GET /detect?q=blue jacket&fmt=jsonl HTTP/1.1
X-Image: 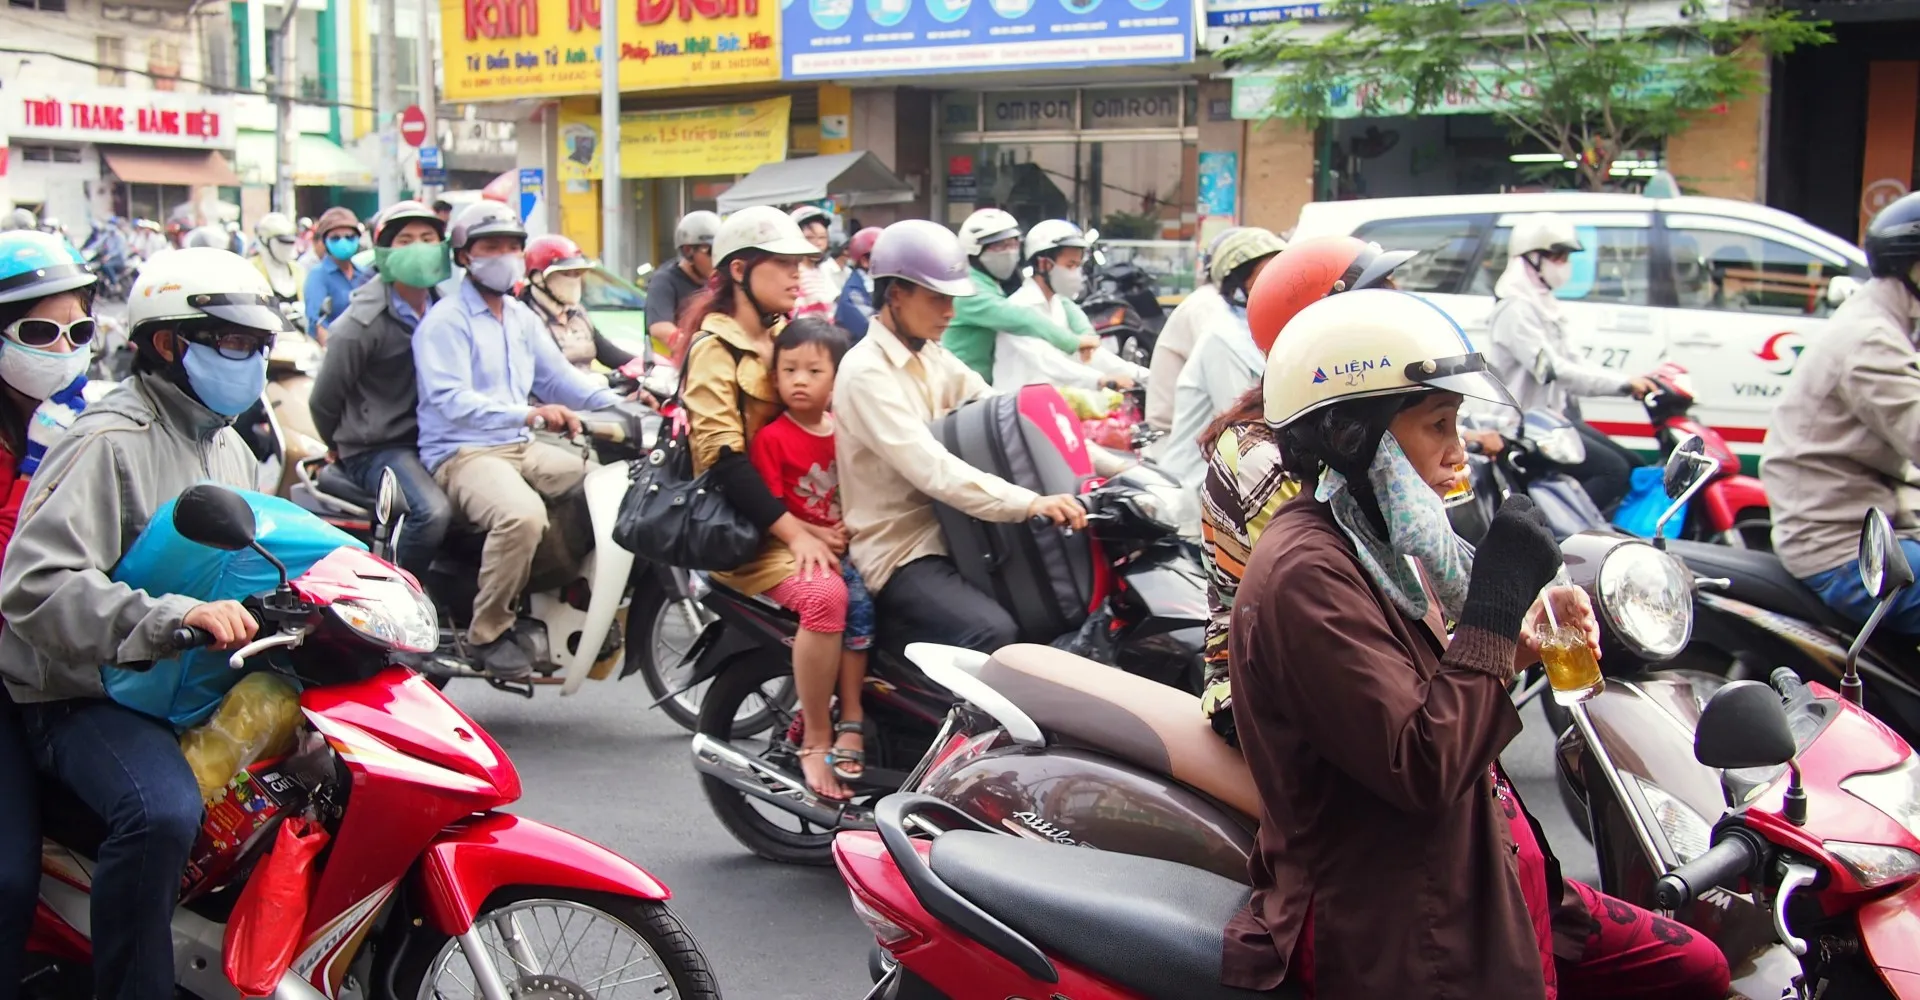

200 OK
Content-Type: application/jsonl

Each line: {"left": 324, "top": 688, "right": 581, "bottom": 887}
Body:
{"left": 834, "top": 267, "right": 874, "bottom": 341}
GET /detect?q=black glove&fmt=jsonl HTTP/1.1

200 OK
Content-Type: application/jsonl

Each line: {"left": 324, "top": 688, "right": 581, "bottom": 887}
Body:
{"left": 1456, "top": 495, "right": 1562, "bottom": 643}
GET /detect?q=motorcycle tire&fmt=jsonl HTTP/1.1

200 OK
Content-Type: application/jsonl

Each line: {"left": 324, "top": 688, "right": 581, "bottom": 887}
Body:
{"left": 387, "top": 888, "right": 719, "bottom": 1000}
{"left": 627, "top": 585, "right": 785, "bottom": 735}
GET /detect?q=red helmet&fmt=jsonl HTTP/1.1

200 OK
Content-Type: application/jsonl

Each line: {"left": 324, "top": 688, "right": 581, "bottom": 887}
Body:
{"left": 1246, "top": 235, "right": 1419, "bottom": 355}
{"left": 846, "top": 227, "right": 883, "bottom": 266}
{"left": 525, "top": 234, "right": 592, "bottom": 276}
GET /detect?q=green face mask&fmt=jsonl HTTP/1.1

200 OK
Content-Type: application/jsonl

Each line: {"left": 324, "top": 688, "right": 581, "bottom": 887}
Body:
{"left": 376, "top": 240, "right": 452, "bottom": 289}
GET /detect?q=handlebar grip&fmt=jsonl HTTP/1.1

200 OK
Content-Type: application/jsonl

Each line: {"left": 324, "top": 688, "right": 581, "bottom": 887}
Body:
{"left": 170, "top": 626, "right": 216, "bottom": 651}
{"left": 529, "top": 415, "right": 548, "bottom": 431}
{"left": 1655, "top": 834, "right": 1757, "bottom": 910}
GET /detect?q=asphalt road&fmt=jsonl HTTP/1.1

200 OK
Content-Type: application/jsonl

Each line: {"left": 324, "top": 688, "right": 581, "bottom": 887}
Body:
{"left": 447, "top": 676, "right": 1597, "bottom": 1000}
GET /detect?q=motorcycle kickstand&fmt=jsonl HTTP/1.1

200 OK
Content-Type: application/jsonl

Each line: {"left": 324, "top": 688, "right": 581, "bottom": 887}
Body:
{"left": 486, "top": 677, "right": 536, "bottom": 699}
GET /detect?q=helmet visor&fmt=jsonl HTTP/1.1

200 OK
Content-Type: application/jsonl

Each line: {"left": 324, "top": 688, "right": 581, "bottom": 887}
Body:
{"left": 1405, "top": 353, "right": 1517, "bottom": 410}
{"left": 186, "top": 292, "right": 289, "bottom": 333}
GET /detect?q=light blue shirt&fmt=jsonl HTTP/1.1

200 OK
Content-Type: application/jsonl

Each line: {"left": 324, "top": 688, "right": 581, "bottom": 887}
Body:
{"left": 413, "top": 279, "right": 620, "bottom": 470}
{"left": 304, "top": 255, "right": 370, "bottom": 333}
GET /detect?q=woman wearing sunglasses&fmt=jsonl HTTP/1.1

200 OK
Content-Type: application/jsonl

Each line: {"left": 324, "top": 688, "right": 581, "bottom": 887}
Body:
{"left": 0, "top": 228, "right": 101, "bottom": 1000}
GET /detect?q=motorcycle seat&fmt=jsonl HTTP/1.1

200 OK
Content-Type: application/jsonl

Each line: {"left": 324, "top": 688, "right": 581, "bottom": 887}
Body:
{"left": 315, "top": 463, "right": 377, "bottom": 512}
{"left": 1665, "top": 540, "right": 1850, "bottom": 631}
{"left": 929, "top": 830, "right": 1296, "bottom": 1000}
{"left": 978, "top": 644, "right": 1258, "bottom": 820}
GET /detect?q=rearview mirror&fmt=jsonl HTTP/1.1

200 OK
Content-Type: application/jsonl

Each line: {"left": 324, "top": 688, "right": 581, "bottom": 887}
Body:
{"left": 1694, "top": 680, "right": 1798, "bottom": 769}
{"left": 173, "top": 485, "right": 257, "bottom": 552}
{"left": 635, "top": 262, "right": 654, "bottom": 280}
{"left": 376, "top": 467, "right": 411, "bottom": 526}
{"left": 1083, "top": 228, "right": 1100, "bottom": 244}
{"left": 1859, "top": 508, "right": 1914, "bottom": 601}
{"left": 1663, "top": 435, "right": 1708, "bottom": 500}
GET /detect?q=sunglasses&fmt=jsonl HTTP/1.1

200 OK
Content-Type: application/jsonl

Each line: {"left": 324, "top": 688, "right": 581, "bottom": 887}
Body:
{"left": 180, "top": 326, "right": 274, "bottom": 360}
{"left": 4, "top": 317, "right": 96, "bottom": 349}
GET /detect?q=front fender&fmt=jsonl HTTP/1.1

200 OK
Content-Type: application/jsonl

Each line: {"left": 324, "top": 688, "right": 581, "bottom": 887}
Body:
{"left": 415, "top": 812, "right": 670, "bottom": 934}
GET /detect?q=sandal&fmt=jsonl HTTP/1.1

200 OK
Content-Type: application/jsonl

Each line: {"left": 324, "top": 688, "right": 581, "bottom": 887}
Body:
{"left": 797, "top": 747, "right": 849, "bottom": 800}
{"left": 827, "top": 719, "right": 866, "bottom": 782}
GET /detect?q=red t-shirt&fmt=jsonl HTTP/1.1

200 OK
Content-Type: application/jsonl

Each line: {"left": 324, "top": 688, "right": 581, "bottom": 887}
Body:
{"left": 748, "top": 412, "right": 841, "bottom": 528}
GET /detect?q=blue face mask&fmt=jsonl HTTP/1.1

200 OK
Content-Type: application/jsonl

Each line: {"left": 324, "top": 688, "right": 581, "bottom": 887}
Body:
{"left": 181, "top": 342, "right": 268, "bottom": 417}
{"left": 326, "top": 235, "right": 360, "bottom": 261}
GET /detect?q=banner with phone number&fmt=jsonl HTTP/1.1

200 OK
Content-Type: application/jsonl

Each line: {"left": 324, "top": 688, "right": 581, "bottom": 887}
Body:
{"left": 557, "top": 97, "right": 791, "bottom": 181}
{"left": 780, "top": 0, "right": 1192, "bottom": 80}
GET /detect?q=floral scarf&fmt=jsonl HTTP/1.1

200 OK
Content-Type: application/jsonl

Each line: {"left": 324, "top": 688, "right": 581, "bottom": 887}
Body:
{"left": 1316, "top": 433, "right": 1475, "bottom": 621}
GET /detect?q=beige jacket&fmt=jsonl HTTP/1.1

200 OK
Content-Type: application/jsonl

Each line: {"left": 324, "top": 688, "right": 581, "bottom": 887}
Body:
{"left": 1764, "top": 277, "right": 1920, "bottom": 577}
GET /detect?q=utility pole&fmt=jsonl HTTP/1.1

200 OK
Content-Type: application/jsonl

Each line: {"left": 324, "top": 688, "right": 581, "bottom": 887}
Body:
{"left": 272, "top": 0, "right": 299, "bottom": 216}
{"left": 599, "top": 0, "right": 621, "bottom": 276}
{"left": 415, "top": 0, "right": 437, "bottom": 203}
{"left": 376, "top": 0, "right": 399, "bottom": 205}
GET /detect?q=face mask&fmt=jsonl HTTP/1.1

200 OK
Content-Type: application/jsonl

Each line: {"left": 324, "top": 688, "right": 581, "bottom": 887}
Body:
{"left": 467, "top": 253, "right": 526, "bottom": 295}
{"left": 326, "top": 235, "right": 360, "bottom": 262}
{"left": 376, "top": 241, "right": 453, "bottom": 289}
{"left": 1537, "top": 257, "right": 1573, "bottom": 291}
{"left": 265, "top": 238, "right": 297, "bottom": 265}
{"left": 0, "top": 339, "right": 88, "bottom": 400}
{"left": 181, "top": 342, "right": 268, "bottom": 417}
{"left": 1047, "top": 264, "right": 1086, "bottom": 300}
{"left": 980, "top": 249, "right": 1020, "bottom": 282}
{"left": 543, "top": 272, "right": 584, "bottom": 306}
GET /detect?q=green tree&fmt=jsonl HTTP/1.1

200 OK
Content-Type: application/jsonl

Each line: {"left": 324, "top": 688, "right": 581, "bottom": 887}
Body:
{"left": 1222, "top": 0, "right": 1829, "bottom": 191}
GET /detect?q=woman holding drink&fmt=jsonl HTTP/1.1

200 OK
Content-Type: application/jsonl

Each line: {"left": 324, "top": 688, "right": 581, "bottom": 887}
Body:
{"left": 1220, "top": 288, "right": 1729, "bottom": 999}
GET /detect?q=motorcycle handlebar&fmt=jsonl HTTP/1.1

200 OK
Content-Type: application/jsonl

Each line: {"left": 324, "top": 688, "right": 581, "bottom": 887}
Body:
{"left": 1655, "top": 833, "right": 1758, "bottom": 910}
{"left": 170, "top": 626, "right": 216, "bottom": 651}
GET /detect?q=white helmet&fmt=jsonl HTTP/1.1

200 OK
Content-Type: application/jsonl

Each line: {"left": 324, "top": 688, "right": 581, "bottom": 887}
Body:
{"left": 1262, "top": 289, "right": 1515, "bottom": 428}
{"left": 129, "top": 247, "right": 286, "bottom": 335}
{"left": 183, "top": 225, "right": 229, "bottom": 250}
{"left": 712, "top": 206, "right": 817, "bottom": 265}
{"left": 674, "top": 210, "right": 722, "bottom": 249}
{"left": 1508, "top": 213, "right": 1584, "bottom": 258}
{"left": 957, "top": 208, "right": 1021, "bottom": 257}
{"left": 1022, "top": 219, "right": 1088, "bottom": 262}
{"left": 255, "top": 212, "right": 297, "bottom": 241}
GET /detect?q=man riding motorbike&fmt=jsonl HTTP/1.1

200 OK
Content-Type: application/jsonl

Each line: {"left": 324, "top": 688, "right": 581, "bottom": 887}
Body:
{"left": 0, "top": 247, "right": 273, "bottom": 1000}
{"left": 307, "top": 199, "right": 455, "bottom": 581}
{"left": 521, "top": 234, "right": 643, "bottom": 374}
{"left": 835, "top": 220, "right": 1087, "bottom": 653}
{"left": 1160, "top": 227, "right": 1286, "bottom": 490}
{"left": 1003, "top": 219, "right": 1148, "bottom": 392}
{"left": 1482, "top": 212, "right": 1654, "bottom": 512}
{"left": 941, "top": 209, "right": 1091, "bottom": 382}
{"left": 647, "top": 210, "right": 721, "bottom": 349}
{"left": 302, "top": 206, "right": 369, "bottom": 341}
{"left": 413, "top": 201, "right": 621, "bottom": 680}
{"left": 833, "top": 226, "right": 882, "bottom": 341}
{"left": 249, "top": 211, "right": 304, "bottom": 313}
{"left": 1226, "top": 289, "right": 1729, "bottom": 999}
{"left": 1766, "top": 190, "right": 1920, "bottom": 634}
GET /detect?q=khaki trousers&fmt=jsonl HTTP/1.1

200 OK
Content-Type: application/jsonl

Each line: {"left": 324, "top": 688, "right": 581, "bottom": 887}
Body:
{"left": 435, "top": 440, "right": 593, "bottom": 645}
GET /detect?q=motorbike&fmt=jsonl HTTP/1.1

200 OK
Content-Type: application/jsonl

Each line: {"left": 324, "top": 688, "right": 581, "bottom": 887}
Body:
{"left": 1078, "top": 233, "right": 1165, "bottom": 369}
{"left": 1452, "top": 408, "right": 1611, "bottom": 543}
{"left": 687, "top": 464, "right": 1209, "bottom": 867}
{"left": 1641, "top": 362, "right": 1772, "bottom": 550}
{"left": 27, "top": 481, "right": 718, "bottom": 1000}
{"left": 1558, "top": 504, "right": 1920, "bottom": 999}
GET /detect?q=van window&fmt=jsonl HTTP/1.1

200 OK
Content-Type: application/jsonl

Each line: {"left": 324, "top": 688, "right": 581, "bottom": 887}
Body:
{"left": 1665, "top": 217, "right": 1850, "bottom": 317}
{"left": 1472, "top": 220, "right": 1654, "bottom": 306}
{"left": 580, "top": 267, "right": 646, "bottom": 310}
{"left": 1350, "top": 216, "right": 1482, "bottom": 294}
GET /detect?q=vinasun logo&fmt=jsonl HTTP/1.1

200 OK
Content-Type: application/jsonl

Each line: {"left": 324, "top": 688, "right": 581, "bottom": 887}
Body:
{"left": 1755, "top": 331, "right": 1804, "bottom": 376}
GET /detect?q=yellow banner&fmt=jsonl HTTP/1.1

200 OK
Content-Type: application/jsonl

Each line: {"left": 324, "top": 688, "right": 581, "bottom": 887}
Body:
{"left": 558, "top": 97, "right": 790, "bottom": 180}
{"left": 441, "top": 0, "right": 780, "bottom": 101}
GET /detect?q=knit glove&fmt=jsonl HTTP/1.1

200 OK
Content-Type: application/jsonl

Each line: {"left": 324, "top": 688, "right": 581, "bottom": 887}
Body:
{"left": 20, "top": 375, "right": 87, "bottom": 477}
{"left": 1451, "top": 496, "right": 1562, "bottom": 675}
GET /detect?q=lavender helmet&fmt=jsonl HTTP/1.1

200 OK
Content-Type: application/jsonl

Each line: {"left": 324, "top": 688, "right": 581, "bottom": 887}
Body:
{"left": 868, "top": 220, "right": 976, "bottom": 297}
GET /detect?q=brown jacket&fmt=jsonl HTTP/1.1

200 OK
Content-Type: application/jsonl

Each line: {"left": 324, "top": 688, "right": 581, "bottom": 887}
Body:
{"left": 1223, "top": 497, "right": 1549, "bottom": 999}
{"left": 684, "top": 312, "right": 792, "bottom": 596}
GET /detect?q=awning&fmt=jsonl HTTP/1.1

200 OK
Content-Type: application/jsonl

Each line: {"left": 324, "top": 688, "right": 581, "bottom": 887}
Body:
{"left": 234, "top": 131, "right": 376, "bottom": 188}
{"left": 716, "top": 151, "right": 914, "bottom": 213}
{"left": 99, "top": 147, "right": 240, "bottom": 187}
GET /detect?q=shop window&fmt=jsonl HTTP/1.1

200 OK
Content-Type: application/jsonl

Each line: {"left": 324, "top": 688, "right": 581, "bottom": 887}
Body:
{"left": 97, "top": 36, "right": 126, "bottom": 85}
{"left": 1353, "top": 216, "right": 1483, "bottom": 294}
{"left": 1474, "top": 221, "right": 1654, "bottom": 306}
{"left": 9, "top": 0, "right": 68, "bottom": 12}
{"left": 1665, "top": 216, "right": 1850, "bottom": 318}
{"left": 18, "top": 146, "right": 83, "bottom": 164}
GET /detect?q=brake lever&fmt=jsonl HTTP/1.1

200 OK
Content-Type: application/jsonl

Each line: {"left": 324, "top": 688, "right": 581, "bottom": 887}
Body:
{"left": 1694, "top": 577, "right": 1731, "bottom": 592}
{"left": 227, "top": 625, "right": 311, "bottom": 671}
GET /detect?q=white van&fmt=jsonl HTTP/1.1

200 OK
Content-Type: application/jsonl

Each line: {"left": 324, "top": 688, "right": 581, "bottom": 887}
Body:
{"left": 1289, "top": 193, "right": 1867, "bottom": 465}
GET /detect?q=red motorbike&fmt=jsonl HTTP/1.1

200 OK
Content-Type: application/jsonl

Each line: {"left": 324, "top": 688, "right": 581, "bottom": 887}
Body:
{"left": 26, "top": 483, "right": 718, "bottom": 1000}
{"left": 1640, "top": 362, "right": 1772, "bottom": 549}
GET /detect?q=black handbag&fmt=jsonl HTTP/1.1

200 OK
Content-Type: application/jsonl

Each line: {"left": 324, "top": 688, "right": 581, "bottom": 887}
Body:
{"left": 611, "top": 336, "right": 764, "bottom": 570}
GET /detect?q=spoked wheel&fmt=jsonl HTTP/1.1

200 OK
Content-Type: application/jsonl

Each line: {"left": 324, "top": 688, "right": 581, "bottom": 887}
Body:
{"left": 629, "top": 584, "right": 788, "bottom": 734}
{"left": 397, "top": 891, "right": 718, "bottom": 1000}
{"left": 697, "top": 655, "right": 882, "bottom": 866}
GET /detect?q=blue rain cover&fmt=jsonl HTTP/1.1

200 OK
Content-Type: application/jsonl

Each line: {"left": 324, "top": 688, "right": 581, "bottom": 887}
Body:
{"left": 101, "top": 489, "right": 365, "bottom": 729}
{"left": 1613, "top": 465, "right": 1686, "bottom": 541}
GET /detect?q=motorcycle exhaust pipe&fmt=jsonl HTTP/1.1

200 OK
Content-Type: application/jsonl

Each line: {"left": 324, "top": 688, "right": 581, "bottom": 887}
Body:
{"left": 690, "top": 733, "right": 847, "bottom": 828}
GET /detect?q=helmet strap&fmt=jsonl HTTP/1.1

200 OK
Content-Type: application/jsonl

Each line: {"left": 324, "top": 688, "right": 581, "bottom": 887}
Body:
{"left": 737, "top": 258, "right": 782, "bottom": 330}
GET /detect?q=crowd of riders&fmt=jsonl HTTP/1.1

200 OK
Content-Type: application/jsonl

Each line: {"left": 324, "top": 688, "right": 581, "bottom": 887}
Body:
{"left": 9, "top": 181, "right": 1920, "bottom": 1000}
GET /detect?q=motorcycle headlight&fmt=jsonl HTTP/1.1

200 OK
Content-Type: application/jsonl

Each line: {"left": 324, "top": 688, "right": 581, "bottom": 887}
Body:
{"left": 1629, "top": 774, "right": 1714, "bottom": 865}
{"left": 1596, "top": 541, "right": 1693, "bottom": 660}
{"left": 1841, "top": 755, "right": 1920, "bottom": 839}
{"left": 1124, "top": 487, "right": 1181, "bottom": 533}
{"left": 1535, "top": 425, "right": 1588, "bottom": 465}
{"left": 331, "top": 584, "right": 438, "bottom": 653}
{"left": 1826, "top": 841, "right": 1920, "bottom": 888}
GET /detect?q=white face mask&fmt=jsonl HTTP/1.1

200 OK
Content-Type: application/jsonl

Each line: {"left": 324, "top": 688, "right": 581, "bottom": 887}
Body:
{"left": 1537, "top": 258, "right": 1573, "bottom": 291}
{"left": 0, "top": 339, "right": 89, "bottom": 400}
{"left": 981, "top": 249, "right": 1020, "bottom": 282}
{"left": 543, "top": 272, "right": 584, "bottom": 306}
{"left": 1047, "top": 264, "right": 1086, "bottom": 300}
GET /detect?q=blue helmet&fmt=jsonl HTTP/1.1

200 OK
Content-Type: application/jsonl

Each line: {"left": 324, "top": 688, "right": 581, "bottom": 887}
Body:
{"left": 0, "top": 230, "right": 94, "bottom": 306}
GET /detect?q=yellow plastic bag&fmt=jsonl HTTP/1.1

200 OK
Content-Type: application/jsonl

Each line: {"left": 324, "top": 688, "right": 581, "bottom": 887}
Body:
{"left": 1060, "top": 387, "right": 1121, "bottom": 420}
{"left": 180, "top": 672, "right": 303, "bottom": 802}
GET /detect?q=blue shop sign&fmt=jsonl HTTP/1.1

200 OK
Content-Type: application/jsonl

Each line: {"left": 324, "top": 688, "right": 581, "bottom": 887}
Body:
{"left": 781, "top": 0, "right": 1193, "bottom": 80}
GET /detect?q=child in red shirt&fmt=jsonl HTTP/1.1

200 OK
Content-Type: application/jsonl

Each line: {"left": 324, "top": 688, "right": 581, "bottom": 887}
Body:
{"left": 749, "top": 318, "right": 875, "bottom": 795}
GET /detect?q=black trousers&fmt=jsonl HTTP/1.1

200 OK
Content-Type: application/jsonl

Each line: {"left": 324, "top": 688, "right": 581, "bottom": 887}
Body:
{"left": 876, "top": 556, "right": 1018, "bottom": 654}
{"left": 1567, "top": 419, "right": 1643, "bottom": 514}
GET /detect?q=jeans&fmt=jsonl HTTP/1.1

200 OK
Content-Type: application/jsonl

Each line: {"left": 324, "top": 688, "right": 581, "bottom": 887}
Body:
{"left": 1567, "top": 419, "right": 1642, "bottom": 514}
{"left": 875, "top": 556, "right": 1018, "bottom": 654}
{"left": 336, "top": 448, "right": 453, "bottom": 579}
{"left": 1804, "top": 538, "right": 1920, "bottom": 636}
{"left": 0, "top": 696, "right": 39, "bottom": 1000}
{"left": 19, "top": 700, "right": 203, "bottom": 1000}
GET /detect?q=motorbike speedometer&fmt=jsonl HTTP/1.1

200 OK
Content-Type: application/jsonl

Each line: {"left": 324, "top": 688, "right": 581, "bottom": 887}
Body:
{"left": 1597, "top": 541, "right": 1694, "bottom": 660}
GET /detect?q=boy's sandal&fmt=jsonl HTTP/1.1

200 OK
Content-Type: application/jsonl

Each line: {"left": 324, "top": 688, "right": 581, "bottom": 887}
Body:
{"left": 828, "top": 720, "right": 866, "bottom": 782}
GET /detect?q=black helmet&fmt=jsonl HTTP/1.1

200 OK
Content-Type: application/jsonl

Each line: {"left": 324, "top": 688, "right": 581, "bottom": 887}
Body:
{"left": 1866, "top": 192, "right": 1920, "bottom": 278}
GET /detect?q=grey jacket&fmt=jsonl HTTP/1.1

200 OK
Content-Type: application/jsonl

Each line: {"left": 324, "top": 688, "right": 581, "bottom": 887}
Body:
{"left": 0, "top": 374, "right": 257, "bottom": 703}
{"left": 1764, "top": 277, "right": 1920, "bottom": 577}
{"left": 310, "top": 277, "right": 428, "bottom": 458}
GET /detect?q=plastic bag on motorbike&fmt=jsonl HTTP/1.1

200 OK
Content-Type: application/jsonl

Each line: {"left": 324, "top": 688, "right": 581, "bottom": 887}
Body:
{"left": 101, "top": 491, "right": 365, "bottom": 729}
{"left": 222, "top": 816, "right": 329, "bottom": 998}
{"left": 1613, "top": 465, "right": 1685, "bottom": 540}
{"left": 180, "top": 671, "right": 304, "bottom": 801}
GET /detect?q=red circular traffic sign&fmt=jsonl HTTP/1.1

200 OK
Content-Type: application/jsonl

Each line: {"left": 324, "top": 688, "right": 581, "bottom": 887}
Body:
{"left": 399, "top": 105, "right": 428, "bottom": 147}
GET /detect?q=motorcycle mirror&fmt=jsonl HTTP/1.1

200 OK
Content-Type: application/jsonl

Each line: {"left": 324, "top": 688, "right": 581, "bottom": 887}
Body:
{"left": 174, "top": 484, "right": 257, "bottom": 552}
{"left": 376, "top": 467, "right": 411, "bottom": 525}
{"left": 1663, "top": 435, "right": 1708, "bottom": 500}
{"left": 1858, "top": 507, "right": 1912, "bottom": 601}
{"left": 1694, "top": 680, "right": 1797, "bottom": 770}
{"left": 1093, "top": 249, "right": 1108, "bottom": 268}
{"left": 1084, "top": 227, "right": 1100, "bottom": 244}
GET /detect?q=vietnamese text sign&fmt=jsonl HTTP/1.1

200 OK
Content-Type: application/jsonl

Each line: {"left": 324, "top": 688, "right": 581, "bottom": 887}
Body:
{"left": 558, "top": 97, "right": 790, "bottom": 180}
{"left": 442, "top": 0, "right": 781, "bottom": 100}
{"left": 2, "top": 85, "right": 235, "bottom": 149}
{"left": 782, "top": 0, "right": 1191, "bottom": 80}
{"left": 1198, "top": 150, "right": 1237, "bottom": 218}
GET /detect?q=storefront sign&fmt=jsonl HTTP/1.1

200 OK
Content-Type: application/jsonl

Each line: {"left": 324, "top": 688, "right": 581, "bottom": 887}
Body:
{"left": 782, "top": 0, "right": 1191, "bottom": 79}
{"left": 1, "top": 86, "right": 235, "bottom": 149}
{"left": 946, "top": 154, "right": 978, "bottom": 201}
{"left": 441, "top": 0, "right": 781, "bottom": 100}
{"left": 1201, "top": 0, "right": 1325, "bottom": 46}
{"left": 1084, "top": 87, "right": 1182, "bottom": 130}
{"left": 557, "top": 97, "right": 790, "bottom": 180}
{"left": 984, "top": 90, "right": 1076, "bottom": 132}
{"left": 1197, "top": 150, "right": 1237, "bottom": 219}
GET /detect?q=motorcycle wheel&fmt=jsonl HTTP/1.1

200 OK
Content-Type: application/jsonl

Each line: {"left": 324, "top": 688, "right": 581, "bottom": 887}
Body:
{"left": 697, "top": 654, "right": 878, "bottom": 866}
{"left": 393, "top": 890, "right": 718, "bottom": 1000}
{"left": 627, "top": 585, "right": 786, "bottom": 735}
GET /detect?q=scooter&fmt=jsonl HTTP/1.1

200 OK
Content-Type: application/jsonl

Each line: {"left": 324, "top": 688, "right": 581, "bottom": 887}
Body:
{"left": 1078, "top": 233, "right": 1164, "bottom": 369}
{"left": 1453, "top": 408, "right": 1611, "bottom": 543}
{"left": 27, "top": 481, "right": 718, "bottom": 1000}
{"left": 1558, "top": 505, "right": 1920, "bottom": 999}
{"left": 1641, "top": 362, "right": 1772, "bottom": 550}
